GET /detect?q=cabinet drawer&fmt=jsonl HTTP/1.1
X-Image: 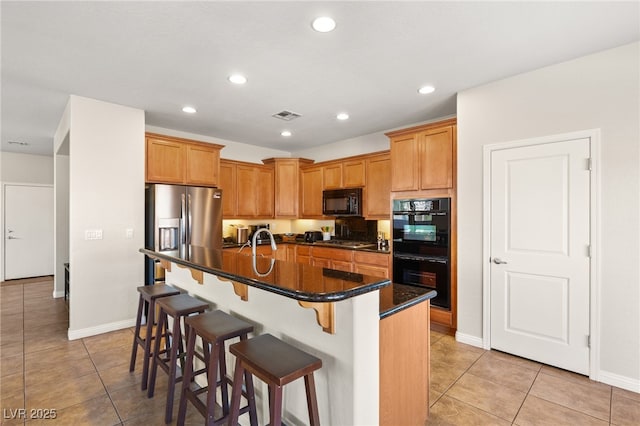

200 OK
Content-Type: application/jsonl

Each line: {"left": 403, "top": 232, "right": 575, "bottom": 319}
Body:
{"left": 297, "top": 245, "right": 311, "bottom": 256}
{"left": 354, "top": 251, "right": 390, "bottom": 267}
{"left": 312, "top": 247, "right": 353, "bottom": 262}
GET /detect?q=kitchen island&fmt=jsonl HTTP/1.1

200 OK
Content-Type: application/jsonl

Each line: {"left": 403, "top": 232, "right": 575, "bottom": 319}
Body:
{"left": 141, "top": 246, "right": 434, "bottom": 425}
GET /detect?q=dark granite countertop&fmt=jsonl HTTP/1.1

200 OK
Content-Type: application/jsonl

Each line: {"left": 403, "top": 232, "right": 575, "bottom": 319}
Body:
{"left": 379, "top": 284, "right": 437, "bottom": 319}
{"left": 223, "top": 240, "right": 390, "bottom": 254}
{"left": 141, "top": 246, "right": 390, "bottom": 303}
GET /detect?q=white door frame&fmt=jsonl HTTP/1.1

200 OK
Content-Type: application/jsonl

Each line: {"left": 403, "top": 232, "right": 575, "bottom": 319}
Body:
{"left": 2, "top": 182, "right": 55, "bottom": 281}
{"left": 482, "top": 129, "right": 601, "bottom": 380}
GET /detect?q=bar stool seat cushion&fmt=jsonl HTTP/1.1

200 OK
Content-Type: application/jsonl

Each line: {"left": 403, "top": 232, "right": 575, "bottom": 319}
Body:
{"left": 229, "top": 334, "right": 322, "bottom": 386}
{"left": 185, "top": 310, "right": 254, "bottom": 341}
{"left": 155, "top": 293, "right": 209, "bottom": 316}
{"left": 136, "top": 284, "right": 180, "bottom": 300}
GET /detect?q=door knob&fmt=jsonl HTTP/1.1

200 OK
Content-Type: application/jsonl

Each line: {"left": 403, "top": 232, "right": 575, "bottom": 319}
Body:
{"left": 492, "top": 257, "right": 508, "bottom": 264}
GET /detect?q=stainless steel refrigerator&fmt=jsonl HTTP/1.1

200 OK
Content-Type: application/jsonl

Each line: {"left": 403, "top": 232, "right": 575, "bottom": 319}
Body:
{"left": 145, "top": 184, "right": 222, "bottom": 284}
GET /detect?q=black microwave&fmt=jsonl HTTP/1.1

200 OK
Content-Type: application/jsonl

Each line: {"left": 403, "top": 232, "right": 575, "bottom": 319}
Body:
{"left": 323, "top": 188, "right": 362, "bottom": 216}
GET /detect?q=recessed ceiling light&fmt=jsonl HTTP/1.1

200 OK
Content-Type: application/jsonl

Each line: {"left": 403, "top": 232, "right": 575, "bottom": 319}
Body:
{"left": 281, "top": 130, "right": 292, "bottom": 137}
{"left": 228, "top": 74, "right": 247, "bottom": 84}
{"left": 418, "top": 85, "right": 435, "bottom": 94}
{"left": 182, "top": 106, "right": 197, "bottom": 114}
{"left": 336, "top": 112, "right": 349, "bottom": 120}
{"left": 312, "top": 16, "right": 336, "bottom": 33}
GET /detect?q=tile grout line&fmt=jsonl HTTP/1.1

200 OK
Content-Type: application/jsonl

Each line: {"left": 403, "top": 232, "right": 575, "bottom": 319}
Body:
{"left": 525, "top": 369, "right": 616, "bottom": 425}
{"left": 510, "top": 363, "right": 543, "bottom": 425}
{"left": 609, "top": 386, "right": 613, "bottom": 425}
{"left": 435, "top": 344, "right": 486, "bottom": 405}
{"left": 81, "top": 337, "right": 125, "bottom": 425}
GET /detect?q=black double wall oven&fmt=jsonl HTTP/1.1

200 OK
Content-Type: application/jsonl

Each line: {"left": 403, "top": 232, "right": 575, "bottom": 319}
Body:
{"left": 392, "top": 198, "right": 451, "bottom": 309}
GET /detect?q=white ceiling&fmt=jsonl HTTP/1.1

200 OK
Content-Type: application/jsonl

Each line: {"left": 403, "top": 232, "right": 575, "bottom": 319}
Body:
{"left": 2, "top": 1, "right": 638, "bottom": 157}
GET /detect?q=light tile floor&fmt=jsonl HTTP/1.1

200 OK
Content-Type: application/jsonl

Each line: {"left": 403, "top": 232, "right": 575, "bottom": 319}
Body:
{"left": 428, "top": 328, "right": 639, "bottom": 425}
{"left": 1, "top": 277, "right": 639, "bottom": 425}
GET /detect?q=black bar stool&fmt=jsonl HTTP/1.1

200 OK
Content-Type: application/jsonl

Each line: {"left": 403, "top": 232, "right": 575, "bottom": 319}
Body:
{"left": 177, "top": 310, "right": 257, "bottom": 426}
{"left": 129, "top": 284, "right": 181, "bottom": 390}
{"left": 227, "top": 333, "right": 322, "bottom": 426}
{"left": 147, "top": 293, "right": 209, "bottom": 424}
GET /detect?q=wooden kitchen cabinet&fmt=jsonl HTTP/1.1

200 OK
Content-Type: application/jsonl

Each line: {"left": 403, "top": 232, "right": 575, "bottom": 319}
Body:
{"left": 322, "top": 159, "right": 366, "bottom": 190}
{"left": 300, "top": 165, "right": 324, "bottom": 218}
{"left": 421, "top": 126, "right": 454, "bottom": 189}
{"left": 387, "top": 119, "right": 456, "bottom": 192}
{"left": 236, "top": 164, "right": 257, "bottom": 217}
{"left": 263, "top": 158, "right": 313, "bottom": 218}
{"left": 311, "top": 246, "right": 354, "bottom": 273}
{"left": 323, "top": 163, "right": 343, "bottom": 189}
{"left": 220, "top": 160, "right": 274, "bottom": 218}
{"left": 145, "top": 133, "right": 223, "bottom": 186}
{"left": 146, "top": 136, "right": 185, "bottom": 184}
{"left": 343, "top": 159, "right": 366, "bottom": 187}
{"left": 256, "top": 166, "right": 274, "bottom": 217}
{"left": 186, "top": 143, "right": 221, "bottom": 186}
{"left": 296, "top": 245, "right": 312, "bottom": 264}
{"left": 219, "top": 160, "right": 237, "bottom": 217}
{"left": 274, "top": 243, "right": 295, "bottom": 262}
{"left": 364, "top": 153, "right": 391, "bottom": 219}
{"left": 353, "top": 251, "right": 390, "bottom": 278}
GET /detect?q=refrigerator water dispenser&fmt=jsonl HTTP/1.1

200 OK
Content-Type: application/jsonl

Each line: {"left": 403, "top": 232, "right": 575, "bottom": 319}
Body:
{"left": 158, "top": 218, "right": 179, "bottom": 251}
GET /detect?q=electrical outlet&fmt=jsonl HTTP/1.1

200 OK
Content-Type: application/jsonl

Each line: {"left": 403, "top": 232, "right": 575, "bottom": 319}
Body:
{"left": 126, "top": 228, "right": 134, "bottom": 239}
{"left": 85, "top": 229, "right": 103, "bottom": 240}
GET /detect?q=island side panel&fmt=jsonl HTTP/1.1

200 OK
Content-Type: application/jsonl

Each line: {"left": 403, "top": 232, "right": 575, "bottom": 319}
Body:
{"left": 165, "top": 263, "right": 380, "bottom": 426}
{"left": 379, "top": 299, "right": 430, "bottom": 425}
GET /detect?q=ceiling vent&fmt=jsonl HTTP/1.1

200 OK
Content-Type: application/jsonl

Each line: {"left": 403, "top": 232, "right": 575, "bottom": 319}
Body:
{"left": 272, "top": 110, "right": 302, "bottom": 121}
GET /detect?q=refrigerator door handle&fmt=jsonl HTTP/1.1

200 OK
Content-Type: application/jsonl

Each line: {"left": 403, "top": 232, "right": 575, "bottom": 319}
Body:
{"left": 187, "top": 193, "right": 192, "bottom": 246}
{"left": 180, "top": 193, "right": 187, "bottom": 245}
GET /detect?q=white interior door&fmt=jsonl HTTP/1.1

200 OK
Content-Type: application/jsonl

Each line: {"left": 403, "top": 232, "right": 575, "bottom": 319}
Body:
{"left": 4, "top": 184, "right": 54, "bottom": 280}
{"left": 490, "top": 138, "right": 591, "bottom": 375}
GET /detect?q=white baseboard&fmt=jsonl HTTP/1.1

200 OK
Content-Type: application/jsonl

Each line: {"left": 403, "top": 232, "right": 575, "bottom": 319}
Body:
{"left": 68, "top": 318, "right": 136, "bottom": 340}
{"left": 455, "top": 331, "right": 484, "bottom": 348}
{"left": 53, "top": 290, "right": 65, "bottom": 298}
{"left": 598, "top": 370, "right": 640, "bottom": 393}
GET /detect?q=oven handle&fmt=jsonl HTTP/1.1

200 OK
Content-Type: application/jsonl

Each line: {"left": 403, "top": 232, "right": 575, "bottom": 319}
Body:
{"left": 393, "top": 253, "right": 448, "bottom": 263}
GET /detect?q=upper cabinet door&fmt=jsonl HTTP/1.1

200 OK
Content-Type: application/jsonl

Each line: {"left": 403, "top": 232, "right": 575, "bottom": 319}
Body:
{"left": 364, "top": 154, "right": 391, "bottom": 218}
{"left": 256, "top": 166, "right": 274, "bottom": 218}
{"left": 236, "top": 164, "right": 258, "bottom": 217}
{"left": 146, "top": 136, "right": 186, "bottom": 184}
{"left": 145, "top": 133, "right": 224, "bottom": 186}
{"left": 323, "top": 163, "right": 343, "bottom": 189}
{"left": 390, "top": 134, "right": 420, "bottom": 191}
{"left": 186, "top": 143, "right": 220, "bottom": 187}
{"left": 343, "top": 159, "right": 366, "bottom": 188}
{"left": 387, "top": 119, "right": 456, "bottom": 192}
{"left": 420, "top": 126, "right": 454, "bottom": 190}
{"left": 219, "top": 160, "right": 237, "bottom": 217}
{"left": 264, "top": 158, "right": 310, "bottom": 218}
{"left": 300, "top": 166, "right": 324, "bottom": 217}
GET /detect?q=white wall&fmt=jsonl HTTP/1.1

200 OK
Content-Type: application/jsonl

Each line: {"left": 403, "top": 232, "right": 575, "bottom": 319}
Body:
{"left": 0, "top": 152, "right": 53, "bottom": 184}
{"left": 291, "top": 130, "right": 390, "bottom": 162}
{"left": 65, "top": 96, "right": 145, "bottom": 338}
{"left": 145, "top": 125, "right": 290, "bottom": 164}
{"left": 457, "top": 42, "right": 639, "bottom": 389}
{"left": 53, "top": 105, "right": 71, "bottom": 297}
{"left": 290, "top": 115, "right": 456, "bottom": 162}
